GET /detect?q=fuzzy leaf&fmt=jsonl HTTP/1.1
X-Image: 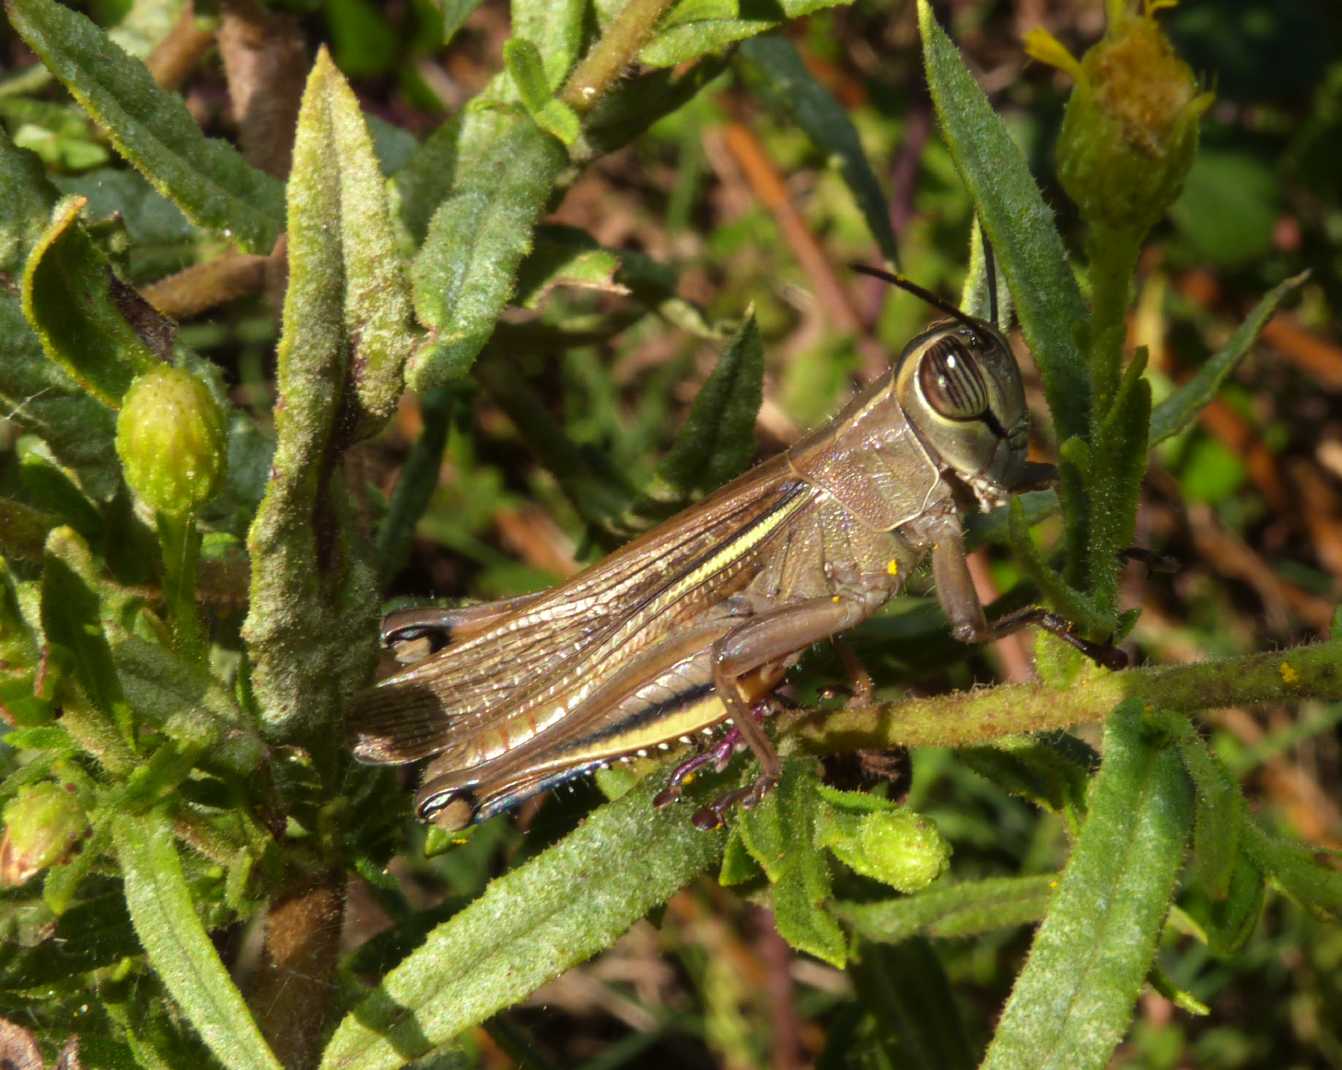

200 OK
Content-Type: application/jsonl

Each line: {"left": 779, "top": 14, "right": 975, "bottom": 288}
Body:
{"left": 739, "top": 759, "right": 846, "bottom": 968}
{"left": 284, "top": 50, "right": 417, "bottom": 440}
{"left": 581, "top": 59, "right": 729, "bottom": 158}
{"left": 846, "top": 939, "right": 975, "bottom": 1070}
{"left": 504, "top": 40, "right": 581, "bottom": 145}
{"left": 738, "top": 35, "right": 897, "bottom": 265}
{"left": 1149, "top": 271, "right": 1309, "bottom": 445}
{"left": 240, "top": 55, "right": 389, "bottom": 736}
{"left": 318, "top": 772, "right": 724, "bottom": 1070}
{"left": 409, "top": 114, "right": 567, "bottom": 388}
{"left": 839, "top": 873, "right": 1057, "bottom": 944}
{"left": 641, "top": 19, "right": 778, "bottom": 67}
{"left": 1241, "top": 818, "right": 1342, "bottom": 923}
{"left": 4, "top": 0, "right": 285, "bottom": 253}
{"left": 1177, "top": 729, "right": 1242, "bottom": 901}
{"left": 918, "top": 0, "right": 1090, "bottom": 443}
{"left": 959, "top": 733, "right": 1096, "bottom": 830}
{"left": 112, "top": 808, "right": 284, "bottom": 1070}
{"left": 21, "top": 196, "right": 163, "bottom": 408}
{"left": 980, "top": 701, "right": 1193, "bottom": 1070}
{"left": 655, "top": 313, "right": 764, "bottom": 496}
{"left": 512, "top": 0, "right": 587, "bottom": 89}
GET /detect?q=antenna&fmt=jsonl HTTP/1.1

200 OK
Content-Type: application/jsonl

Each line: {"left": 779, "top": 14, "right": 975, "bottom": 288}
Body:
{"left": 849, "top": 263, "right": 986, "bottom": 335}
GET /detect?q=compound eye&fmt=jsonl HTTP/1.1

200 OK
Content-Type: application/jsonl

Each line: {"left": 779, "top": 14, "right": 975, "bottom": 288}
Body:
{"left": 918, "top": 335, "right": 990, "bottom": 420}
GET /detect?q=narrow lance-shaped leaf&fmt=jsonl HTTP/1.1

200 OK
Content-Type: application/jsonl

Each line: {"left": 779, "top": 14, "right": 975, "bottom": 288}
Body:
{"left": 918, "top": 0, "right": 1091, "bottom": 443}
{"left": 981, "top": 701, "right": 1192, "bottom": 1070}
{"left": 319, "top": 772, "right": 725, "bottom": 1070}
{"left": 409, "top": 113, "right": 567, "bottom": 389}
{"left": 847, "top": 938, "right": 975, "bottom": 1070}
{"left": 112, "top": 809, "right": 284, "bottom": 1070}
{"left": 739, "top": 35, "right": 898, "bottom": 266}
{"left": 655, "top": 312, "right": 764, "bottom": 497}
{"left": 838, "top": 873, "right": 1057, "bottom": 944}
{"left": 241, "top": 53, "right": 387, "bottom": 735}
{"left": 293, "top": 50, "right": 417, "bottom": 439}
{"left": 21, "top": 196, "right": 164, "bottom": 408}
{"left": 4, "top": 0, "right": 285, "bottom": 253}
{"left": 1149, "top": 271, "right": 1310, "bottom": 445}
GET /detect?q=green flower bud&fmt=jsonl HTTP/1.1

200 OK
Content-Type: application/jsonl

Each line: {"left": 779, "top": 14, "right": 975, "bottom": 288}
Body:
{"left": 1027, "top": 1, "right": 1212, "bottom": 235}
{"left": 116, "top": 366, "right": 227, "bottom": 516}
{"left": 857, "top": 810, "right": 951, "bottom": 893}
{"left": 0, "top": 782, "right": 88, "bottom": 886}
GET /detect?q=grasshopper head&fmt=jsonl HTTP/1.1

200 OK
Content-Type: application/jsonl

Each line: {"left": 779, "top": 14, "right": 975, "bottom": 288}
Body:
{"left": 894, "top": 319, "right": 1029, "bottom": 509}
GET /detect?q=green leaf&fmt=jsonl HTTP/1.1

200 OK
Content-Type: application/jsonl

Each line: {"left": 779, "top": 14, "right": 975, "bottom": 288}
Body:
{"left": 959, "top": 733, "right": 1096, "bottom": 831}
{"left": 112, "top": 808, "right": 284, "bottom": 1070}
{"left": 980, "top": 701, "right": 1193, "bottom": 1070}
{"left": 0, "top": 889, "right": 139, "bottom": 987}
{"left": 839, "top": 873, "right": 1057, "bottom": 944}
{"left": 286, "top": 49, "right": 417, "bottom": 440}
{"left": 739, "top": 759, "right": 846, "bottom": 968}
{"left": 1149, "top": 271, "right": 1309, "bottom": 445}
{"left": 442, "top": 0, "right": 487, "bottom": 46}
{"left": 394, "top": 116, "right": 462, "bottom": 244}
{"left": 512, "top": 0, "right": 587, "bottom": 90}
{"left": 0, "top": 124, "right": 55, "bottom": 274}
{"left": 318, "top": 772, "right": 724, "bottom": 1070}
{"left": 240, "top": 55, "right": 390, "bottom": 737}
{"left": 21, "top": 196, "right": 163, "bottom": 408}
{"left": 503, "top": 39, "right": 581, "bottom": 145}
{"left": 1181, "top": 849, "right": 1265, "bottom": 957}
{"left": 655, "top": 313, "right": 764, "bottom": 496}
{"left": 513, "top": 225, "right": 626, "bottom": 307}
{"left": 847, "top": 939, "right": 975, "bottom": 1070}
{"left": 1241, "top": 818, "right": 1342, "bottom": 923}
{"left": 1086, "top": 351, "right": 1152, "bottom": 618}
{"left": 1176, "top": 729, "right": 1242, "bottom": 901}
{"left": 641, "top": 18, "right": 778, "bottom": 67}
{"left": 409, "top": 114, "right": 567, "bottom": 388}
{"left": 738, "top": 35, "right": 898, "bottom": 266}
{"left": 918, "top": 0, "right": 1090, "bottom": 443}
{"left": 41, "top": 527, "right": 136, "bottom": 761}
{"left": 581, "top": 58, "right": 729, "bottom": 158}
{"left": 4, "top": 0, "right": 285, "bottom": 253}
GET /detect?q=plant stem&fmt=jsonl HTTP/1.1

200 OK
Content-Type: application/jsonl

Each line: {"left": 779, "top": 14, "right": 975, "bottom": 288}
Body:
{"left": 785, "top": 639, "right": 1342, "bottom": 754}
{"left": 157, "top": 510, "right": 205, "bottom": 660}
{"left": 560, "top": 0, "right": 677, "bottom": 114}
{"left": 1087, "top": 223, "right": 1142, "bottom": 423}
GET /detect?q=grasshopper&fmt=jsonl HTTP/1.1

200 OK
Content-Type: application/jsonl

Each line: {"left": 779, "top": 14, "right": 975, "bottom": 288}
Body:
{"left": 349, "top": 263, "right": 1124, "bottom": 831}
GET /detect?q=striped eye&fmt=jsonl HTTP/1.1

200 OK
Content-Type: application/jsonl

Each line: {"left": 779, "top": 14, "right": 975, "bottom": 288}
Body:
{"left": 918, "top": 336, "right": 990, "bottom": 420}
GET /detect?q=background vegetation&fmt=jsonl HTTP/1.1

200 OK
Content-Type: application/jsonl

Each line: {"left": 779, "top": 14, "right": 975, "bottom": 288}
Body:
{"left": 0, "top": 0, "right": 1340, "bottom": 1068}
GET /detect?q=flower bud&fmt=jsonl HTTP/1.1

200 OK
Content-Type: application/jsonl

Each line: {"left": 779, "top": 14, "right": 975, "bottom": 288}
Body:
{"left": 116, "top": 366, "right": 227, "bottom": 516}
{"left": 858, "top": 809, "right": 951, "bottom": 893}
{"left": 1027, "top": 1, "right": 1212, "bottom": 235}
{"left": 0, "top": 782, "right": 88, "bottom": 886}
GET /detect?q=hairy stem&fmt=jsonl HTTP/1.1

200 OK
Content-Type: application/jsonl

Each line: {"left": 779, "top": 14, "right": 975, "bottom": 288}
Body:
{"left": 561, "top": 0, "right": 676, "bottom": 114}
{"left": 785, "top": 639, "right": 1342, "bottom": 753}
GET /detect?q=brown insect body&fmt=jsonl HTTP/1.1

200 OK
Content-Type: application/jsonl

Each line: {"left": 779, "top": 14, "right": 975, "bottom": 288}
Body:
{"left": 349, "top": 299, "right": 1062, "bottom": 831}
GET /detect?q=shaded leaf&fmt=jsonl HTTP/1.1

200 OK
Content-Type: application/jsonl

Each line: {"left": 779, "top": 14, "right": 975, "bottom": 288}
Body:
{"left": 918, "top": 0, "right": 1090, "bottom": 443}
{"left": 21, "top": 196, "right": 162, "bottom": 408}
{"left": 5, "top": 0, "right": 285, "bottom": 252}
{"left": 318, "top": 772, "right": 725, "bottom": 1070}
{"left": 655, "top": 314, "right": 764, "bottom": 496}
{"left": 980, "top": 701, "right": 1192, "bottom": 1070}
{"left": 1176, "top": 728, "right": 1242, "bottom": 901}
{"left": 409, "top": 114, "right": 567, "bottom": 388}
{"left": 112, "top": 809, "right": 284, "bottom": 1070}
{"left": 1241, "top": 818, "right": 1342, "bottom": 924}
{"left": 512, "top": 0, "right": 587, "bottom": 91}
{"left": 739, "top": 759, "right": 846, "bottom": 968}
{"left": 503, "top": 39, "right": 581, "bottom": 145}
{"left": 1149, "top": 271, "right": 1309, "bottom": 444}
{"left": 738, "top": 35, "right": 897, "bottom": 265}
{"left": 847, "top": 939, "right": 975, "bottom": 1070}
